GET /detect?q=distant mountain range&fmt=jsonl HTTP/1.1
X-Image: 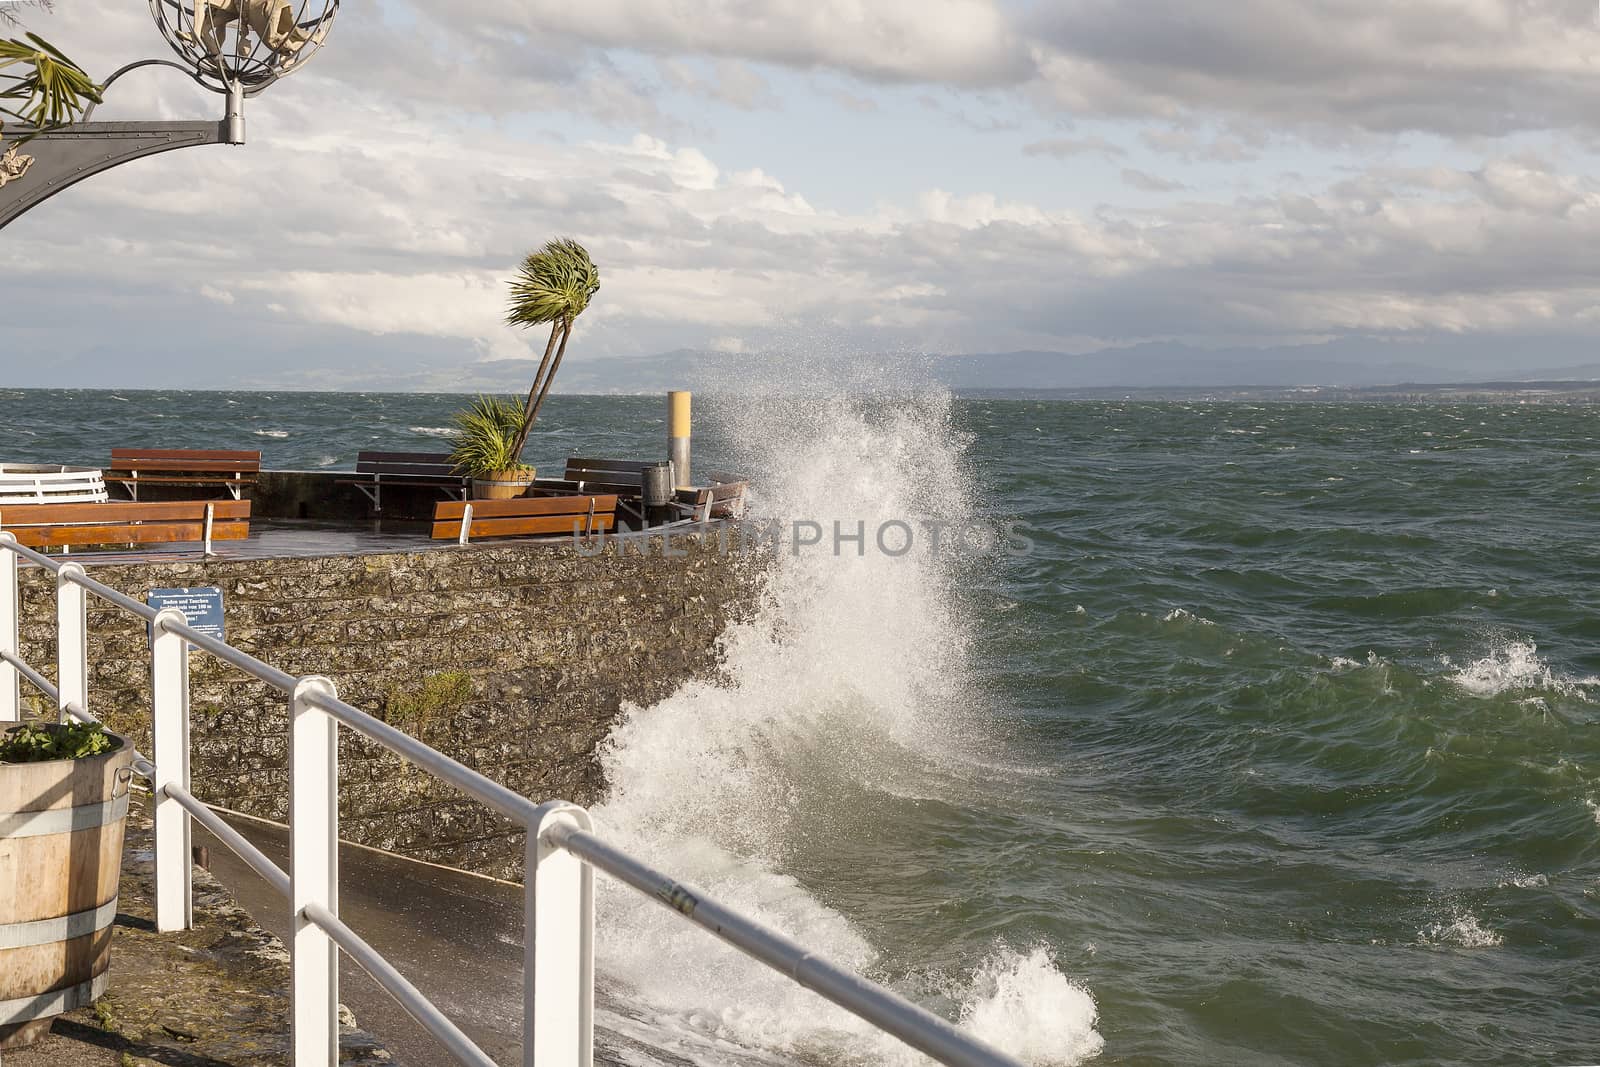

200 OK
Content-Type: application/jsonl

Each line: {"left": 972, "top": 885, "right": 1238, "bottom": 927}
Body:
{"left": 19, "top": 334, "right": 1600, "bottom": 393}
{"left": 463, "top": 337, "right": 1600, "bottom": 394}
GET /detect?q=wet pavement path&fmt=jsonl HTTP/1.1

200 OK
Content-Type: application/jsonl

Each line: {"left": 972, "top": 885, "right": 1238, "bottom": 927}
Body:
{"left": 194, "top": 813, "right": 527, "bottom": 1067}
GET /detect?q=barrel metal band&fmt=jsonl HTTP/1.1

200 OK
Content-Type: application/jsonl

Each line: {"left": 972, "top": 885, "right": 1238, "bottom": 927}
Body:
{"left": 0, "top": 794, "right": 129, "bottom": 838}
{"left": 0, "top": 898, "right": 118, "bottom": 950}
{"left": 0, "top": 969, "right": 109, "bottom": 1024}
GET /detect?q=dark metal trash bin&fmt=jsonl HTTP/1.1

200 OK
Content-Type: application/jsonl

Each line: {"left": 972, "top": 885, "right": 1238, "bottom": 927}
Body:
{"left": 641, "top": 462, "right": 674, "bottom": 507}
{"left": 642, "top": 462, "right": 674, "bottom": 527}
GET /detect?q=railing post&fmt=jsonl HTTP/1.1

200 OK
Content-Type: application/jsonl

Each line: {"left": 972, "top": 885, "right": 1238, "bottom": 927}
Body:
{"left": 291, "top": 676, "right": 341, "bottom": 1065}
{"left": 525, "top": 803, "right": 594, "bottom": 1067}
{"left": 56, "top": 562, "right": 87, "bottom": 723}
{"left": 151, "top": 606, "right": 192, "bottom": 932}
{"left": 0, "top": 533, "right": 18, "bottom": 722}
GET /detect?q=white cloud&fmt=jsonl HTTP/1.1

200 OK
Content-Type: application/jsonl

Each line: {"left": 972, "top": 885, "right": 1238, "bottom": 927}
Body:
{"left": 1022, "top": 136, "right": 1127, "bottom": 160}
{"left": 1028, "top": 0, "right": 1600, "bottom": 137}
{"left": 11, "top": 0, "right": 1600, "bottom": 388}
{"left": 469, "top": 0, "right": 1034, "bottom": 87}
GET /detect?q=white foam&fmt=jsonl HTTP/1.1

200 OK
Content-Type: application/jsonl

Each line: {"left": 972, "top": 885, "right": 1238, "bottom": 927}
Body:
{"left": 410, "top": 425, "right": 455, "bottom": 437}
{"left": 959, "top": 947, "right": 1104, "bottom": 1065}
{"left": 1418, "top": 911, "right": 1502, "bottom": 948}
{"left": 1447, "top": 638, "right": 1598, "bottom": 699}
{"left": 1162, "top": 608, "right": 1214, "bottom": 626}
{"left": 591, "top": 385, "right": 1101, "bottom": 1065}
{"left": 253, "top": 429, "right": 289, "bottom": 438}
{"left": 1497, "top": 872, "right": 1549, "bottom": 889}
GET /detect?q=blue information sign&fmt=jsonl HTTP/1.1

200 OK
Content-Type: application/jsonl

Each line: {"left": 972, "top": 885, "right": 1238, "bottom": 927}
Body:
{"left": 147, "top": 587, "right": 225, "bottom": 644}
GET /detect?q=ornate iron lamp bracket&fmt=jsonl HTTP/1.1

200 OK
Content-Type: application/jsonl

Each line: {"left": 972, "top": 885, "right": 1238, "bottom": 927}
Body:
{"left": 0, "top": 0, "right": 336, "bottom": 232}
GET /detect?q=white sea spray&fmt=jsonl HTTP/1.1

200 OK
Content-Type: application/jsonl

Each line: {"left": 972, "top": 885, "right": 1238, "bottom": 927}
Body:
{"left": 591, "top": 385, "right": 1103, "bottom": 1065}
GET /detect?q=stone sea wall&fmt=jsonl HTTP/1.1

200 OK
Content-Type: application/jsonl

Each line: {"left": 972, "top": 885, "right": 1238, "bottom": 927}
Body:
{"left": 15, "top": 535, "right": 759, "bottom": 881}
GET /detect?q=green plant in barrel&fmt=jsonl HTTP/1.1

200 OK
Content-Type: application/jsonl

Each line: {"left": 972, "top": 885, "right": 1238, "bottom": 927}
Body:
{"left": 447, "top": 394, "right": 527, "bottom": 480}
{"left": 0, "top": 719, "right": 115, "bottom": 762}
{"left": 0, "top": 716, "right": 131, "bottom": 1049}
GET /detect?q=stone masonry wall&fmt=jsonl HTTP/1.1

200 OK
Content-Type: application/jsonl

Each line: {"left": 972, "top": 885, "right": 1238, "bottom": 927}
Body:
{"left": 15, "top": 536, "right": 759, "bottom": 881}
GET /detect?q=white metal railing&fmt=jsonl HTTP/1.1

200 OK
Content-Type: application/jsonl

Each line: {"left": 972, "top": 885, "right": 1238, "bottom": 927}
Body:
{"left": 0, "top": 529, "right": 1026, "bottom": 1067}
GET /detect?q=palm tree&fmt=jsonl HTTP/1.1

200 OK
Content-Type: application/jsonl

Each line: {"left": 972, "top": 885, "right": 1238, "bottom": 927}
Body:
{"left": 504, "top": 238, "right": 600, "bottom": 464}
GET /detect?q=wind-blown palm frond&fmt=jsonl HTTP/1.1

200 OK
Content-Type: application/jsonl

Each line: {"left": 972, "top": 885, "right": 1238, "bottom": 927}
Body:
{"left": 502, "top": 238, "right": 601, "bottom": 463}
{"left": 448, "top": 395, "right": 528, "bottom": 478}
{"left": 505, "top": 237, "right": 600, "bottom": 329}
{"left": 0, "top": 33, "right": 102, "bottom": 135}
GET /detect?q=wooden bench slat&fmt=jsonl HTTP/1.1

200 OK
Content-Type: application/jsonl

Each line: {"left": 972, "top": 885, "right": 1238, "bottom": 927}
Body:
{"left": 431, "top": 495, "right": 618, "bottom": 541}
{"left": 111, "top": 462, "right": 261, "bottom": 475}
{"left": 0, "top": 499, "right": 252, "bottom": 550}
{"left": 565, "top": 457, "right": 653, "bottom": 474}
{"left": 434, "top": 495, "right": 618, "bottom": 521}
{"left": 7, "top": 522, "right": 250, "bottom": 548}
{"left": 351, "top": 465, "right": 462, "bottom": 479}
{"left": 563, "top": 480, "right": 642, "bottom": 494}
{"left": 430, "top": 514, "right": 616, "bottom": 540}
{"left": 338, "top": 476, "right": 464, "bottom": 488}
{"left": 0, "top": 500, "right": 251, "bottom": 524}
{"left": 356, "top": 450, "right": 458, "bottom": 465}
{"left": 110, "top": 449, "right": 261, "bottom": 463}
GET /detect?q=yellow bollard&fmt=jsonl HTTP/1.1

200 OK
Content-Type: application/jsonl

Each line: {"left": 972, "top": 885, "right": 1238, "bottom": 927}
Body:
{"left": 669, "top": 391, "right": 691, "bottom": 487}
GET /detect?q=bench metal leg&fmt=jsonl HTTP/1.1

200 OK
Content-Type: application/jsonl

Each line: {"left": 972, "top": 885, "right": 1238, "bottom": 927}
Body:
{"left": 353, "top": 480, "right": 381, "bottom": 514}
{"left": 459, "top": 503, "right": 474, "bottom": 546}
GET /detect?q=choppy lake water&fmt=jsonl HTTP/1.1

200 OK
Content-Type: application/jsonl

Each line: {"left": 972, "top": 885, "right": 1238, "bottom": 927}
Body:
{"left": 6, "top": 388, "right": 1598, "bottom": 1066}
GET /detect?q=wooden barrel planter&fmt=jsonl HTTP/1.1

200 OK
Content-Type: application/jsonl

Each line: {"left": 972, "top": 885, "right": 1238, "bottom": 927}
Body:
{"left": 0, "top": 728, "right": 134, "bottom": 1048}
{"left": 472, "top": 466, "right": 536, "bottom": 501}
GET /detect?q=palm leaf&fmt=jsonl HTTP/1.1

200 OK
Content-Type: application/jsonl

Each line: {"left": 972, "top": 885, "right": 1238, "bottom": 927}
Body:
{"left": 0, "top": 33, "right": 101, "bottom": 137}
{"left": 505, "top": 238, "right": 600, "bottom": 329}
{"left": 447, "top": 395, "right": 529, "bottom": 477}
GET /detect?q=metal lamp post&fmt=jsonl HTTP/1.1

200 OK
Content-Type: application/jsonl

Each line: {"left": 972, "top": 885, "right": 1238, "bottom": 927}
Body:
{"left": 0, "top": 0, "right": 338, "bottom": 230}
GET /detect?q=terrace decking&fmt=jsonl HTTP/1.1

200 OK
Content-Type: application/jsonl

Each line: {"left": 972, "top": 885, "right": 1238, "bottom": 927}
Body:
{"left": 0, "top": 464, "right": 742, "bottom": 566}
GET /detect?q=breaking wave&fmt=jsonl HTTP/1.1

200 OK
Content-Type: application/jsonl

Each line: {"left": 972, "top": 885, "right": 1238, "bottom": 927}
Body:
{"left": 591, "top": 385, "right": 1102, "bottom": 1065}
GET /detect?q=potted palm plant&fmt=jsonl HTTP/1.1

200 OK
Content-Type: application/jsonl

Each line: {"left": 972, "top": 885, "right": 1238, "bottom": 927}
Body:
{"left": 449, "top": 238, "right": 600, "bottom": 499}
{"left": 0, "top": 720, "right": 132, "bottom": 1049}
{"left": 449, "top": 395, "right": 528, "bottom": 500}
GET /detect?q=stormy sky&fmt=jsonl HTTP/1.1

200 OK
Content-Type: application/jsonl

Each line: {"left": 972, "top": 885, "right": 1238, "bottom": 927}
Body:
{"left": 5, "top": 1, "right": 1600, "bottom": 388}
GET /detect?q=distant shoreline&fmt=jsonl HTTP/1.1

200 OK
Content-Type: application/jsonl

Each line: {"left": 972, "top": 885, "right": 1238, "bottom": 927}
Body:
{"left": 955, "top": 380, "right": 1600, "bottom": 401}
{"left": 6, "top": 382, "right": 1600, "bottom": 402}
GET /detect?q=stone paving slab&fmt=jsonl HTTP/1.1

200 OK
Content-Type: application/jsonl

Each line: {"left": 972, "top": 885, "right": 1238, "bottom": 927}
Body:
{"left": 1, "top": 798, "right": 392, "bottom": 1067}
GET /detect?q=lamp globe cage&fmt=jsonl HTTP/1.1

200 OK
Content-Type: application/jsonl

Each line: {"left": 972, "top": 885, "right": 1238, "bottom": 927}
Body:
{"left": 150, "top": 0, "right": 338, "bottom": 95}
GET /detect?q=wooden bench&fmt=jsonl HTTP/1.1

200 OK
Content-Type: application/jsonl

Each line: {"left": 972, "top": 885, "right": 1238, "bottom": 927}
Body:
{"left": 0, "top": 466, "right": 108, "bottom": 505}
{"left": 536, "top": 459, "right": 747, "bottom": 528}
{"left": 674, "top": 479, "right": 749, "bottom": 522}
{"left": 560, "top": 457, "right": 653, "bottom": 493}
{"left": 432, "top": 495, "right": 617, "bottom": 544}
{"left": 0, "top": 500, "right": 252, "bottom": 552}
{"left": 108, "top": 449, "right": 261, "bottom": 501}
{"left": 339, "top": 451, "right": 469, "bottom": 513}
